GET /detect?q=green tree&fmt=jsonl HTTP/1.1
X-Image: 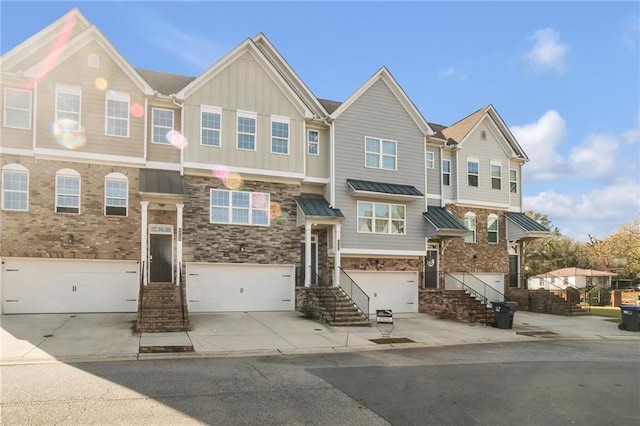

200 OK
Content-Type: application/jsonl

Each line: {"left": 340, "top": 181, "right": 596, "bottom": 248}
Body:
{"left": 587, "top": 219, "right": 640, "bottom": 280}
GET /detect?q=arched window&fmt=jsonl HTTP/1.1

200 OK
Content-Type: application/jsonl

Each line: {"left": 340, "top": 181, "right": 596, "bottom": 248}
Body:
{"left": 55, "top": 168, "right": 80, "bottom": 214}
{"left": 464, "top": 212, "right": 476, "bottom": 243}
{"left": 1, "top": 163, "right": 29, "bottom": 211}
{"left": 104, "top": 172, "right": 128, "bottom": 216}
{"left": 487, "top": 214, "right": 499, "bottom": 244}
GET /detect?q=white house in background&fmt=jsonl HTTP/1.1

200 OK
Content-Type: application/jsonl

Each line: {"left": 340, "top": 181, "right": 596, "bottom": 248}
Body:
{"left": 528, "top": 267, "right": 618, "bottom": 290}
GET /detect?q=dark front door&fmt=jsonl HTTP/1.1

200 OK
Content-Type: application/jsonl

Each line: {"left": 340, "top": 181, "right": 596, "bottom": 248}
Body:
{"left": 509, "top": 255, "right": 519, "bottom": 288}
{"left": 424, "top": 249, "right": 438, "bottom": 289}
{"left": 150, "top": 234, "right": 172, "bottom": 282}
{"left": 300, "top": 241, "right": 317, "bottom": 285}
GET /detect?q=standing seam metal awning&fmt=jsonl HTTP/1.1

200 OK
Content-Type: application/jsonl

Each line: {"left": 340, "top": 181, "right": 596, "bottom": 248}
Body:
{"left": 294, "top": 194, "right": 344, "bottom": 218}
{"left": 139, "top": 169, "right": 186, "bottom": 195}
{"left": 423, "top": 207, "right": 468, "bottom": 238}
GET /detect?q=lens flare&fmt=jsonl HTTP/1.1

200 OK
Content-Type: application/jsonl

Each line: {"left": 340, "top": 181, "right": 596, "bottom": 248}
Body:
{"left": 130, "top": 103, "right": 144, "bottom": 118}
{"left": 223, "top": 172, "right": 243, "bottom": 190}
{"left": 94, "top": 77, "right": 108, "bottom": 91}
{"left": 167, "top": 130, "right": 188, "bottom": 149}
{"left": 269, "top": 202, "right": 282, "bottom": 219}
{"left": 52, "top": 119, "right": 87, "bottom": 150}
{"left": 212, "top": 164, "right": 229, "bottom": 180}
{"left": 252, "top": 193, "right": 269, "bottom": 209}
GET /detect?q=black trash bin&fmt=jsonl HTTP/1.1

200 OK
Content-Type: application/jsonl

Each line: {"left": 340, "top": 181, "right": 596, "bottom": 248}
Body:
{"left": 492, "top": 301, "right": 518, "bottom": 329}
{"left": 618, "top": 305, "right": 640, "bottom": 332}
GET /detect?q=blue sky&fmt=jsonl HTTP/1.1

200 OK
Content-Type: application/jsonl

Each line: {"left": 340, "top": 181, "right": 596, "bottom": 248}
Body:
{"left": 2, "top": 1, "right": 639, "bottom": 241}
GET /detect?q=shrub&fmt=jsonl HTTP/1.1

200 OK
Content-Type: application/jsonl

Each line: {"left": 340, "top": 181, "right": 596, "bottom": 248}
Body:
{"left": 587, "top": 287, "right": 610, "bottom": 306}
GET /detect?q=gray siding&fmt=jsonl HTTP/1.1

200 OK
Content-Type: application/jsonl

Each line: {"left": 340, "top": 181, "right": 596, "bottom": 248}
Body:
{"left": 305, "top": 126, "right": 329, "bottom": 179}
{"left": 146, "top": 101, "right": 181, "bottom": 164}
{"left": 457, "top": 119, "right": 511, "bottom": 206}
{"left": 442, "top": 149, "right": 456, "bottom": 202}
{"left": 426, "top": 146, "right": 441, "bottom": 196}
{"left": 333, "top": 79, "right": 426, "bottom": 253}
{"left": 181, "top": 51, "right": 305, "bottom": 174}
{"left": 509, "top": 160, "right": 522, "bottom": 209}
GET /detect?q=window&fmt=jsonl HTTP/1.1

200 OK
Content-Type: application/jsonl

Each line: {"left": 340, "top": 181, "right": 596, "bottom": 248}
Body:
{"left": 105, "top": 172, "right": 128, "bottom": 216}
{"left": 357, "top": 201, "right": 406, "bottom": 235}
{"left": 271, "top": 116, "right": 289, "bottom": 154}
{"left": 210, "top": 189, "right": 269, "bottom": 226}
{"left": 442, "top": 159, "right": 451, "bottom": 186}
{"left": 4, "top": 88, "right": 31, "bottom": 129}
{"left": 426, "top": 151, "right": 435, "bottom": 169}
{"left": 464, "top": 212, "right": 476, "bottom": 243}
{"left": 308, "top": 130, "right": 319, "bottom": 155}
{"left": 106, "top": 92, "right": 130, "bottom": 137}
{"left": 152, "top": 108, "right": 174, "bottom": 144}
{"left": 55, "top": 84, "right": 81, "bottom": 131}
{"left": 201, "top": 106, "right": 221, "bottom": 147}
{"left": 487, "top": 214, "right": 499, "bottom": 244}
{"left": 510, "top": 169, "right": 518, "bottom": 193}
{"left": 491, "top": 162, "right": 502, "bottom": 190}
{"left": 237, "top": 111, "right": 256, "bottom": 150}
{"left": 88, "top": 54, "right": 100, "bottom": 68}
{"left": 480, "top": 130, "right": 487, "bottom": 140}
{"left": 365, "top": 137, "right": 397, "bottom": 170}
{"left": 467, "top": 159, "right": 479, "bottom": 187}
{"left": 1, "top": 164, "right": 28, "bottom": 211}
{"left": 55, "top": 168, "right": 80, "bottom": 214}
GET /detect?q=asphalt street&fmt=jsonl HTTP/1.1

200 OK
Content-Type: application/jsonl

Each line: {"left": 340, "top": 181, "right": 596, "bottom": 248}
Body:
{"left": 1, "top": 339, "right": 638, "bottom": 425}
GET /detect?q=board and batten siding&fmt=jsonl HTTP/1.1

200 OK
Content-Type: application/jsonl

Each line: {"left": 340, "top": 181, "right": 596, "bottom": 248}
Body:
{"left": 35, "top": 41, "right": 146, "bottom": 159}
{"left": 457, "top": 119, "right": 512, "bottom": 206}
{"left": 333, "top": 79, "right": 427, "bottom": 253}
{"left": 181, "top": 51, "right": 305, "bottom": 174}
{"left": 305, "top": 126, "right": 329, "bottom": 179}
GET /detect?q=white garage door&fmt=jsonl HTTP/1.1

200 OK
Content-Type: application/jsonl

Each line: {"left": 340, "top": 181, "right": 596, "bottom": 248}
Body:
{"left": 345, "top": 271, "right": 419, "bottom": 314}
{"left": 186, "top": 263, "right": 295, "bottom": 312}
{"left": 1, "top": 258, "right": 139, "bottom": 314}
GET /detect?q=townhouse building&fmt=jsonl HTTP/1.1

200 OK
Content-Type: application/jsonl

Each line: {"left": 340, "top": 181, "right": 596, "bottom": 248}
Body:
{"left": 0, "top": 8, "right": 548, "bottom": 328}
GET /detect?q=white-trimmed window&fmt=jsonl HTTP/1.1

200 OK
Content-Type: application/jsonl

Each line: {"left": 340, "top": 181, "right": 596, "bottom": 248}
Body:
{"left": 55, "top": 168, "right": 80, "bottom": 214}
{"left": 4, "top": 88, "right": 32, "bottom": 129}
{"left": 357, "top": 201, "right": 406, "bottom": 235}
{"left": 152, "top": 108, "right": 174, "bottom": 144}
{"left": 442, "top": 159, "right": 451, "bottom": 186}
{"left": 1, "top": 164, "right": 28, "bottom": 211}
{"left": 105, "top": 91, "right": 130, "bottom": 137}
{"left": 201, "top": 105, "right": 221, "bottom": 147}
{"left": 510, "top": 169, "right": 518, "bottom": 193}
{"left": 491, "top": 162, "right": 502, "bottom": 190}
{"left": 308, "top": 129, "right": 319, "bottom": 155}
{"left": 105, "top": 172, "right": 128, "bottom": 217}
{"left": 210, "top": 189, "right": 269, "bottom": 226}
{"left": 426, "top": 151, "right": 435, "bottom": 169}
{"left": 365, "top": 137, "right": 397, "bottom": 170}
{"left": 464, "top": 212, "right": 476, "bottom": 243}
{"left": 467, "top": 159, "right": 479, "bottom": 187}
{"left": 487, "top": 214, "right": 499, "bottom": 244}
{"left": 271, "top": 116, "right": 289, "bottom": 155}
{"left": 236, "top": 111, "right": 256, "bottom": 151}
{"left": 55, "top": 84, "right": 81, "bottom": 131}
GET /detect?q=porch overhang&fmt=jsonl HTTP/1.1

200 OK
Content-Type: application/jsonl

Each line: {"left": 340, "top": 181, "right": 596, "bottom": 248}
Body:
{"left": 423, "top": 207, "right": 468, "bottom": 238}
{"left": 506, "top": 212, "right": 551, "bottom": 241}
{"left": 294, "top": 194, "right": 344, "bottom": 227}
{"left": 346, "top": 178, "right": 423, "bottom": 202}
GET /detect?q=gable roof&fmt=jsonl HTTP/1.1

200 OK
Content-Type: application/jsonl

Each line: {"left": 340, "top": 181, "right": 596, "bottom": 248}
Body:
{"left": 136, "top": 68, "right": 196, "bottom": 96}
{"left": 329, "top": 67, "right": 434, "bottom": 136}
{"left": 318, "top": 98, "right": 342, "bottom": 114}
{"left": 536, "top": 267, "right": 617, "bottom": 278}
{"left": 176, "top": 37, "right": 312, "bottom": 118}
{"left": 442, "top": 104, "right": 528, "bottom": 160}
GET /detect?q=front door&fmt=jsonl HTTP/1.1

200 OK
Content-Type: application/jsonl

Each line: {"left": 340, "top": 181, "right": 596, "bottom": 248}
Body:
{"left": 150, "top": 234, "right": 172, "bottom": 282}
{"left": 300, "top": 239, "right": 318, "bottom": 285}
{"left": 424, "top": 249, "right": 438, "bottom": 288}
{"left": 509, "top": 255, "right": 519, "bottom": 288}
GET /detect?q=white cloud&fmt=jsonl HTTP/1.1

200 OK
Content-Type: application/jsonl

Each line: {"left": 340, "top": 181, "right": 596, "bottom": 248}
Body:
{"left": 525, "top": 28, "right": 569, "bottom": 74}
{"left": 439, "top": 67, "right": 468, "bottom": 81}
{"left": 568, "top": 134, "right": 618, "bottom": 180}
{"left": 511, "top": 110, "right": 567, "bottom": 181}
{"left": 622, "top": 14, "right": 639, "bottom": 52}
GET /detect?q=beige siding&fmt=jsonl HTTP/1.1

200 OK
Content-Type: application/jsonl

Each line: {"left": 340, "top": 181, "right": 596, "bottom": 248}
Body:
{"left": 509, "top": 160, "right": 522, "bottom": 209}
{"left": 181, "top": 51, "right": 305, "bottom": 174}
{"left": 146, "top": 100, "right": 181, "bottom": 164}
{"left": 442, "top": 149, "right": 456, "bottom": 202}
{"left": 34, "top": 41, "right": 145, "bottom": 158}
{"left": 0, "top": 78, "right": 34, "bottom": 150}
{"left": 426, "top": 145, "right": 440, "bottom": 196}
{"left": 305, "top": 126, "right": 329, "bottom": 179}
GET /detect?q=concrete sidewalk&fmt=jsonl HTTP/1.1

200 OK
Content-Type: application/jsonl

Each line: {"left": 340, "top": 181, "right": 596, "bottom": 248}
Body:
{"left": 1, "top": 311, "right": 638, "bottom": 365}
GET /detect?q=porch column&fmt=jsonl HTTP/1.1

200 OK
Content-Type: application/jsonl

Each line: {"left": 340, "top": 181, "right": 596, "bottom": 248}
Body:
{"left": 140, "top": 201, "right": 149, "bottom": 286}
{"left": 176, "top": 203, "right": 184, "bottom": 287}
{"left": 333, "top": 223, "right": 342, "bottom": 287}
{"left": 304, "top": 222, "right": 312, "bottom": 287}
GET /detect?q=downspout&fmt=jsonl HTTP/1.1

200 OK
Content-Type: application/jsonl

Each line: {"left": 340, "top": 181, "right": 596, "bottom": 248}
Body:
{"left": 143, "top": 97, "right": 148, "bottom": 162}
{"left": 171, "top": 95, "right": 184, "bottom": 176}
{"left": 424, "top": 135, "right": 428, "bottom": 212}
{"left": 439, "top": 145, "right": 444, "bottom": 208}
{"left": 327, "top": 118, "right": 335, "bottom": 207}
{"left": 32, "top": 81, "right": 38, "bottom": 151}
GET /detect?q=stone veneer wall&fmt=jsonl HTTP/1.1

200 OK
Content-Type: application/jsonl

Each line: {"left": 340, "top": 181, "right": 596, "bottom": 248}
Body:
{"left": 0, "top": 156, "right": 140, "bottom": 259}
{"left": 181, "top": 176, "right": 301, "bottom": 264}
{"left": 440, "top": 205, "right": 510, "bottom": 274}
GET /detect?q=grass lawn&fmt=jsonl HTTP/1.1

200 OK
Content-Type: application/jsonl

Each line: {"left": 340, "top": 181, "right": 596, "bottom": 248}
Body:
{"left": 583, "top": 305, "right": 622, "bottom": 320}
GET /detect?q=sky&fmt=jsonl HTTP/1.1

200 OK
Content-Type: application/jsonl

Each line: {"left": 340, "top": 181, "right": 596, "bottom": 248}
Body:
{"left": 1, "top": 1, "right": 639, "bottom": 242}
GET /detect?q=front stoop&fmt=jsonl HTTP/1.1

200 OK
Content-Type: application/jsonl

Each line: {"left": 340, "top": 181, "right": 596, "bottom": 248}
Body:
{"left": 137, "top": 283, "right": 191, "bottom": 332}
{"left": 296, "top": 287, "right": 370, "bottom": 327}
{"left": 419, "top": 290, "right": 496, "bottom": 326}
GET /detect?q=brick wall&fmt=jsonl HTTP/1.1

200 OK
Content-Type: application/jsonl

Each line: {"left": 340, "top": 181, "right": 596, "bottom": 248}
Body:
{"left": 337, "top": 257, "right": 423, "bottom": 272}
{"left": 419, "top": 289, "right": 495, "bottom": 325}
{"left": 0, "top": 156, "right": 140, "bottom": 259}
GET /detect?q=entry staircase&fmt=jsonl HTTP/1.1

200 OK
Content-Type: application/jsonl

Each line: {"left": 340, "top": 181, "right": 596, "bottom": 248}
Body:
{"left": 136, "top": 263, "right": 190, "bottom": 332}
{"left": 305, "top": 286, "right": 370, "bottom": 326}
{"left": 419, "top": 290, "right": 496, "bottom": 325}
{"left": 528, "top": 288, "right": 590, "bottom": 316}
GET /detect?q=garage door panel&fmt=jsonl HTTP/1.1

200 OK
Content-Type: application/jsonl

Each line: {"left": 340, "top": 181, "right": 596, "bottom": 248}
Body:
{"left": 187, "top": 263, "right": 294, "bottom": 312}
{"left": 345, "top": 271, "right": 419, "bottom": 314}
{"left": 2, "top": 259, "right": 139, "bottom": 314}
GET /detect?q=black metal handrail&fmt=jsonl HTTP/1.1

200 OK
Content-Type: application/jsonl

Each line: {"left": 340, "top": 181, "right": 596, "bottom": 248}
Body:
{"left": 466, "top": 272, "right": 505, "bottom": 305}
{"left": 442, "top": 272, "right": 489, "bottom": 305}
{"left": 137, "top": 260, "right": 145, "bottom": 311}
{"left": 179, "top": 261, "right": 187, "bottom": 320}
{"left": 338, "top": 268, "right": 370, "bottom": 318}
